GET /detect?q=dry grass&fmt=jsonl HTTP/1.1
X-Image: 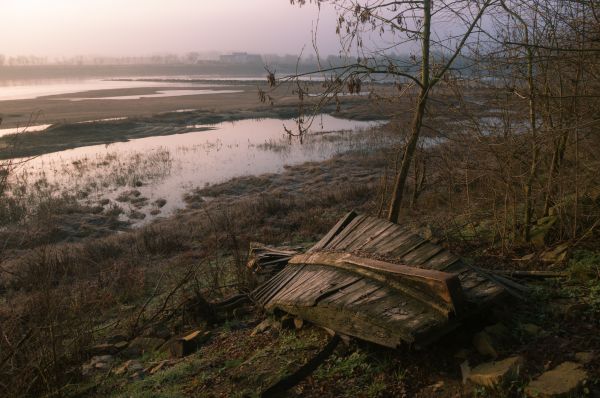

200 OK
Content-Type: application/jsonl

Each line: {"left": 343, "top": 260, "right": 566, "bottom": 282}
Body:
{"left": 1, "top": 87, "right": 598, "bottom": 396}
{"left": 0, "top": 143, "right": 388, "bottom": 397}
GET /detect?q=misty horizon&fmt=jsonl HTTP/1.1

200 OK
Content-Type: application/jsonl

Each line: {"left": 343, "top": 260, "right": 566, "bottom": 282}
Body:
{"left": 2, "top": 0, "right": 343, "bottom": 58}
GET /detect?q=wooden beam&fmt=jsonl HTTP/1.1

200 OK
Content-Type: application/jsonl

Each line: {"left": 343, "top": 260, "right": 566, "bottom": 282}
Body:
{"left": 308, "top": 210, "right": 358, "bottom": 252}
{"left": 289, "top": 252, "right": 465, "bottom": 316}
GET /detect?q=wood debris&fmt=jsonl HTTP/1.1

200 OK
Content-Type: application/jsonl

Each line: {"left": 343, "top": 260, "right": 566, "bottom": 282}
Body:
{"left": 252, "top": 211, "right": 521, "bottom": 348}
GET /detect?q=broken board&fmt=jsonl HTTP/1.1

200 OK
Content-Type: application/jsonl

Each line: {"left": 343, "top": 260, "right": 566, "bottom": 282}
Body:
{"left": 252, "top": 211, "right": 507, "bottom": 348}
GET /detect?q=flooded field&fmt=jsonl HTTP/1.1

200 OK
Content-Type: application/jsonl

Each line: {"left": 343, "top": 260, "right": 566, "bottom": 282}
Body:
{"left": 8, "top": 115, "right": 390, "bottom": 224}
{"left": 0, "top": 76, "right": 253, "bottom": 101}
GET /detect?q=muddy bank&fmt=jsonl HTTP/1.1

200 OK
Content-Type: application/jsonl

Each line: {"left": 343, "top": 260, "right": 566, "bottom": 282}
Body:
{"left": 0, "top": 93, "right": 389, "bottom": 160}
{"left": 0, "top": 106, "right": 292, "bottom": 159}
{"left": 0, "top": 104, "right": 369, "bottom": 160}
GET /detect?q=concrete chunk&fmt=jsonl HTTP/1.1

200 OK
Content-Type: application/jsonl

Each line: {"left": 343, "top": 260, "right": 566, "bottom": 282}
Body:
{"left": 169, "top": 330, "right": 211, "bottom": 358}
{"left": 468, "top": 356, "right": 524, "bottom": 388}
{"left": 525, "top": 361, "right": 588, "bottom": 397}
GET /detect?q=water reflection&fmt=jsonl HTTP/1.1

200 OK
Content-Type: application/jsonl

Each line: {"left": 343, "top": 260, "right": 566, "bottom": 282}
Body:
{"left": 0, "top": 124, "right": 52, "bottom": 137}
{"left": 13, "top": 115, "right": 385, "bottom": 224}
{"left": 67, "top": 89, "right": 243, "bottom": 101}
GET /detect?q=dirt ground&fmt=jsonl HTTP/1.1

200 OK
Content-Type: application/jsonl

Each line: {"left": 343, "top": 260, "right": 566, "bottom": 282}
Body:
{"left": 0, "top": 80, "right": 399, "bottom": 128}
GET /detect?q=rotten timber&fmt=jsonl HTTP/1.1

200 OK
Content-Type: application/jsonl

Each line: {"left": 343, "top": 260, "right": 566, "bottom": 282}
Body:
{"left": 252, "top": 211, "right": 512, "bottom": 348}
{"left": 247, "top": 243, "right": 302, "bottom": 279}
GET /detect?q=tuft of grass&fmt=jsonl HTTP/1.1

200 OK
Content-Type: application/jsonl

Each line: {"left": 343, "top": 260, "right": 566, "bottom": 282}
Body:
{"left": 569, "top": 250, "right": 600, "bottom": 282}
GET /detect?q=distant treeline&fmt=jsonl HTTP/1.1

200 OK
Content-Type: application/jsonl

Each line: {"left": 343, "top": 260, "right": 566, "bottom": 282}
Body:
{"left": 0, "top": 53, "right": 316, "bottom": 67}
{"left": 0, "top": 52, "right": 475, "bottom": 81}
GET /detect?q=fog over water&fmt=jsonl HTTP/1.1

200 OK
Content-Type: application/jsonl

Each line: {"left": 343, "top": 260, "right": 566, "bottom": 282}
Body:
{"left": 2, "top": 0, "right": 341, "bottom": 57}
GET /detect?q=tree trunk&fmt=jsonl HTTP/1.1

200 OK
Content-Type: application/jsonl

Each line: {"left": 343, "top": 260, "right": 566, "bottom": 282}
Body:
{"left": 387, "top": 0, "right": 431, "bottom": 223}
{"left": 520, "top": 12, "right": 538, "bottom": 243}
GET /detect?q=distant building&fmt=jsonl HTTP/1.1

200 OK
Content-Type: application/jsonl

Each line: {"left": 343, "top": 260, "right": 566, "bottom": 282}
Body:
{"left": 219, "top": 52, "right": 262, "bottom": 65}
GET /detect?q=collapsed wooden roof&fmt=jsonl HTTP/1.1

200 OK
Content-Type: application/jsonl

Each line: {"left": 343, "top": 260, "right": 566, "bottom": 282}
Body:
{"left": 252, "top": 211, "right": 511, "bottom": 348}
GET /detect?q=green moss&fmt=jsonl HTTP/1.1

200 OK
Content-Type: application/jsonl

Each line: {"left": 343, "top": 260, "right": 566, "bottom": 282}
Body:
{"left": 569, "top": 250, "right": 600, "bottom": 282}
{"left": 566, "top": 250, "right": 600, "bottom": 314}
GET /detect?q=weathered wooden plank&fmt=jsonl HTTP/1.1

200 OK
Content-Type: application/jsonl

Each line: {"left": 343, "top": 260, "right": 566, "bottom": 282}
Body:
{"left": 387, "top": 237, "right": 427, "bottom": 259}
{"left": 333, "top": 217, "right": 380, "bottom": 251}
{"left": 325, "top": 215, "right": 368, "bottom": 250}
{"left": 345, "top": 219, "right": 395, "bottom": 252}
{"left": 308, "top": 211, "right": 358, "bottom": 253}
{"left": 252, "top": 266, "right": 296, "bottom": 303}
{"left": 365, "top": 293, "right": 432, "bottom": 326}
{"left": 465, "top": 282, "right": 505, "bottom": 303}
{"left": 273, "top": 268, "right": 331, "bottom": 305}
{"left": 355, "top": 222, "right": 398, "bottom": 252}
{"left": 252, "top": 212, "right": 512, "bottom": 348}
{"left": 258, "top": 265, "right": 307, "bottom": 307}
{"left": 300, "top": 275, "right": 363, "bottom": 307}
{"left": 424, "top": 250, "right": 462, "bottom": 271}
{"left": 443, "top": 260, "right": 468, "bottom": 272}
{"left": 322, "top": 279, "right": 383, "bottom": 309}
{"left": 368, "top": 229, "right": 415, "bottom": 255}
{"left": 458, "top": 272, "right": 487, "bottom": 291}
{"left": 271, "top": 303, "right": 406, "bottom": 347}
{"left": 376, "top": 233, "right": 420, "bottom": 256}
{"left": 284, "top": 269, "right": 352, "bottom": 306}
{"left": 289, "top": 252, "right": 465, "bottom": 315}
{"left": 271, "top": 280, "right": 446, "bottom": 347}
{"left": 401, "top": 242, "right": 445, "bottom": 266}
{"left": 276, "top": 279, "right": 435, "bottom": 344}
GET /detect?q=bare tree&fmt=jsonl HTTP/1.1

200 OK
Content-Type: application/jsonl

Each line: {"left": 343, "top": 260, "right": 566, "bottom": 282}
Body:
{"left": 275, "top": 0, "right": 493, "bottom": 223}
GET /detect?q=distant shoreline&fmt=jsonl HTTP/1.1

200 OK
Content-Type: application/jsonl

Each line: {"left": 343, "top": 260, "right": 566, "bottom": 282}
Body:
{"left": 0, "top": 63, "right": 312, "bottom": 82}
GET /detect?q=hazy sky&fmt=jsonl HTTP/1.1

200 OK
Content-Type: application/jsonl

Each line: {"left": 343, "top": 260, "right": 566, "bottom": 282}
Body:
{"left": 2, "top": 0, "right": 341, "bottom": 57}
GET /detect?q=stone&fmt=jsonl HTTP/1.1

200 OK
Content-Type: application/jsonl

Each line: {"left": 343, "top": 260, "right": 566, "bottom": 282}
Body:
{"left": 82, "top": 354, "right": 114, "bottom": 374}
{"left": 91, "top": 355, "right": 114, "bottom": 364}
{"left": 575, "top": 352, "right": 594, "bottom": 365}
{"left": 169, "top": 330, "right": 211, "bottom": 358}
{"left": 114, "top": 360, "right": 144, "bottom": 376}
{"left": 251, "top": 318, "right": 274, "bottom": 336}
{"left": 468, "top": 356, "right": 524, "bottom": 388}
{"left": 120, "top": 337, "right": 165, "bottom": 358}
{"left": 521, "top": 323, "right": 542, "bottom": 337}
{"left": 293, "top": 317, "right": 304, "bottom": 329}
{"left": 473, "top": 332, "right": 498, "bottom": 359}
{"left": 90, "top": 343, "right": 119, "bottom": 355}
{"left": 525, "top": 361, "right": 588, "bottom": 397}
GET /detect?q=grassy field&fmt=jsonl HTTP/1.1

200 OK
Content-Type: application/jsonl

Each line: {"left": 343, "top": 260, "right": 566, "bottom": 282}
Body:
{"left": 0, "top": 84, "right": 598, "bottom": 397}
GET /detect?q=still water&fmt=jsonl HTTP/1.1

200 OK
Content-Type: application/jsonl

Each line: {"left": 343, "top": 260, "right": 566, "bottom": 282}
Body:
{"left": 0, "top": 77, "right": 246, "bottom": 101}
{"left": 13, "top": 115, "right": 384, "bottom": 223}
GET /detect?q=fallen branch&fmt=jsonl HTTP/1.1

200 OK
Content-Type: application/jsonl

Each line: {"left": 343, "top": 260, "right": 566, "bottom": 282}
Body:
{"left": 0, "top": 328, "right": 34, "bottom": 371}
{"left": 492, "top": 270, "right": 568, "bottom": 279}
{"left": 260, "top": 334, "right": 340, "bottom": 398}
